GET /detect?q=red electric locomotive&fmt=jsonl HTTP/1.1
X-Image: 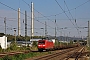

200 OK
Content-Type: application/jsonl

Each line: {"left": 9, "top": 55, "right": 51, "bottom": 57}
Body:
{"left": 38, "top": 39, "right": 54, "bottom": 51}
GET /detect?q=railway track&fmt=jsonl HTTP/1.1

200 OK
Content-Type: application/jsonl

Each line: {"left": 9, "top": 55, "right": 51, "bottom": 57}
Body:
{"left": 32, "top": 46, "right": 85, "bottom": 60}
{"left": 65, "top": 46, "right": 85, "bottom": 60}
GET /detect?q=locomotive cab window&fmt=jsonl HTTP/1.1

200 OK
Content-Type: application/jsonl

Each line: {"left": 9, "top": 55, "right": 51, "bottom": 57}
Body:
{"left": 38, "top": 41, "right": 45, "bottom": 44}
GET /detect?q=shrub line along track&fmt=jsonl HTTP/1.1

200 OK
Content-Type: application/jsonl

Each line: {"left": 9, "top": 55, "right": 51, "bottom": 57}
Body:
{"left": 32, "top": 46, "right": 84, "bottom": 60}
{"left": 0, "top": 50, "right": 31, "bottom": 58}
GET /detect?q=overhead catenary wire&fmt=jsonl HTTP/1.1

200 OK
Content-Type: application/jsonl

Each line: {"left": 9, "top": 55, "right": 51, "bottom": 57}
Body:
{"left": 36, "top": 0, "right": 90, "bottom": 18}
{"left": 34, "top": 16, "right": 55, "bottom": 34}
{"left": 22, "top": 0, "right": 60, "bottom": 35}
{"left": 0, "top": 1, "right": 30, "bottom": 19}
{"left": 21, "top": 0, "right": 60, "bottom": 29}
{"left": 22, "top": 0, "right": 90, "bottom": 36}
{"left": 21, "top": 0, "right": 56, "bottom": 29}
{"left": 0, "top": 1, "right": 89, "bottom": 36}
{"left": 55, "top": 0, "right": 75, "bottom": 27}
{"left": 55, "top": 0, "right": 81, "bottom": 36}
{"left": 0, "top": 1, "right": 55, "bottom": 36}
{"left": 64, "top": 0, "right": 80, "bottom": 36}
{"left": 22, "top": 0, "right": 89, "bottom": 36}
{"left": 22, "top": 0, "right": 55, "bottom": 30}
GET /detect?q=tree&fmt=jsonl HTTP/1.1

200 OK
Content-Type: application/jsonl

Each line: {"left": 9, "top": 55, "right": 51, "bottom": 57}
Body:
{"left": 0, "top": 33, "right": 5, "bottom": 37}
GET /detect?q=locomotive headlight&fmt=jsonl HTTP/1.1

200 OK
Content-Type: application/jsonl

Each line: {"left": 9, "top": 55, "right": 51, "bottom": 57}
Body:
{"left": 38, "top": 45, "right": 41, "bottom": 46}
{"left": 43, "top": 45, "right": 45, "bottom": 46}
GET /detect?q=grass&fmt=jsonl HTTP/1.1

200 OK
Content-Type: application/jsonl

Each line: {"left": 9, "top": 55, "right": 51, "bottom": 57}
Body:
{"left": 86, "top": 46, "right": 90, "bottom": 51}
{"left": 0, "top": 51, "right": 49, "bottom": 60}
{"left": 0, "top": 42, "right": 53, "bottom": 60}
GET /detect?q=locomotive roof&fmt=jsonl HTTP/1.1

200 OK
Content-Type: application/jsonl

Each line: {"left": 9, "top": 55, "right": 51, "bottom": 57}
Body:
{"left": 30, "top": 39, "right": 41, "bottom": 41}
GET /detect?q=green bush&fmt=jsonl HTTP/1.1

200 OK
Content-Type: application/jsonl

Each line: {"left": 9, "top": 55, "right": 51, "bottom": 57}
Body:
{"left": 32, "top": 41, "right": 37, "bottom": 47}
{"left": 0, "top": 51, "right": 50, "bottom": 60}
{"left": 10, "top": 43, "right": 17, "bottom": 51}
{"left": 1, "top": 55, "right": 12, "bottom": 60}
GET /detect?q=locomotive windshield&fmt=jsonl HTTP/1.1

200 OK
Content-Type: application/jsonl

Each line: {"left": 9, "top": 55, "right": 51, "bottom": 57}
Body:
{"left": 38, "top": 41, "right": 45, "bottom": 44}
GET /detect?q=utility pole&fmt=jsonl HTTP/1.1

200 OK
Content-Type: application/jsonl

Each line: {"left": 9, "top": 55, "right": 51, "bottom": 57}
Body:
{"left": 14, "top": 30, "right": 16, "bottom": 44}
{"left": 4, "top": 17, "right": 6, "bottom": 49}
{"left": 41, "top": 28, "right": 44, "bottom": 38}
{"left": 45, "top": 21, "right": 47, "bottom": 37}
{"left": 60, "top": 30, "right": 62, "bottom": 46}
{"left": 87, "top": 21, "right": 90, "bottom": 47}
{"left": 55, "top": 16, "right": 56, "bottom": 39}
{"left": 67, "top": 34, "right": 68, "bottom": 45}
{"left": 25, "top": 11, "right": 27, "bottom": 46}
{"left": 25, "top": 11, "right": 27, "bottom": 37}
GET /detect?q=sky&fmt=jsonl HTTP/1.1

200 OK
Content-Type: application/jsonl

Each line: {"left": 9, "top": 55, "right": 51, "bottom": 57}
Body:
{"left": 0, "top": 0, "right": 90, "bottom": 38}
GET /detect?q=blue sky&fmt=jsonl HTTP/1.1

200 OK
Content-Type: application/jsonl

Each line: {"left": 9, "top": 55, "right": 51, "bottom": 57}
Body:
{"left": 0, "top": 0, "right": 90, "bottom": 38}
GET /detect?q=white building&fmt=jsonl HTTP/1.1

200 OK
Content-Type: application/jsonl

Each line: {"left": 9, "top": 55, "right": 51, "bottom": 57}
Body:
{"left": 0, "top": 36, "right": 7, "bottom": 49}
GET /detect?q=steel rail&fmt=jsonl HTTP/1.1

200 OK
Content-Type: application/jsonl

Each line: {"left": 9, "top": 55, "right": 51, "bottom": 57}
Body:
{"left": 33, "top": 47, "right": 81, "bottom": 60}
